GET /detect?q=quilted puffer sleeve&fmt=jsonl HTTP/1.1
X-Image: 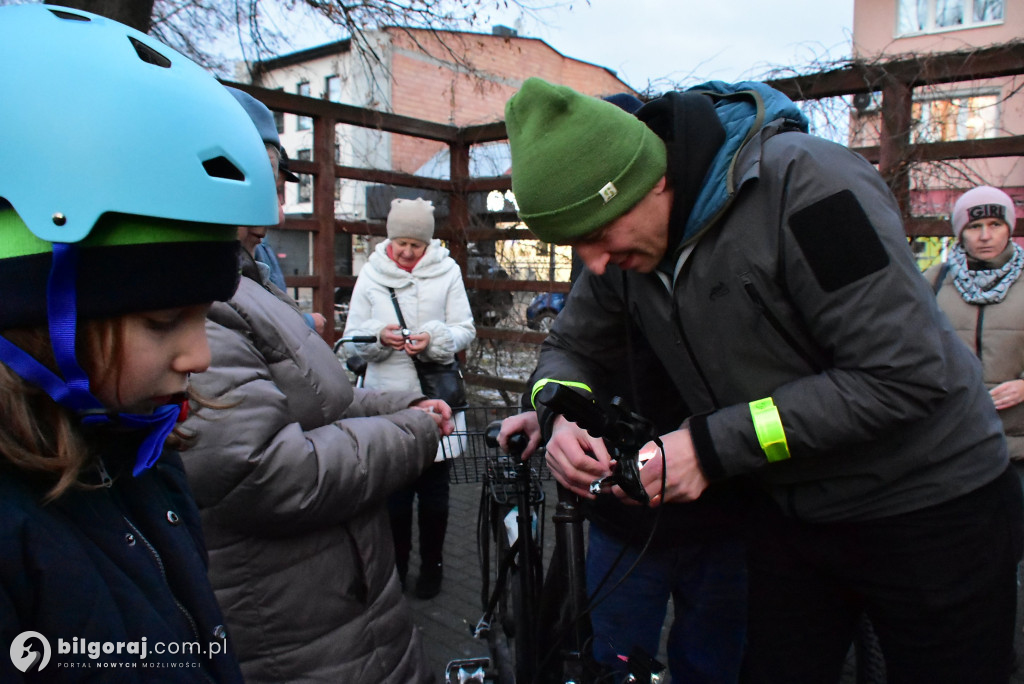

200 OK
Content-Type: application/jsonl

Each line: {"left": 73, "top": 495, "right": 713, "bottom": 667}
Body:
{"left": 182, "top": 278, "right": 439, "bottom": 536}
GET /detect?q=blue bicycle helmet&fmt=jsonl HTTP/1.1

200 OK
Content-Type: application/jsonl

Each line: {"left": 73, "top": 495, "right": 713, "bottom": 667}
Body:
{"left": 0, "top": 5, "right": 279, "bottom": 476}
{"left": 0, "top": 4, "right": 277, "bottom": 243}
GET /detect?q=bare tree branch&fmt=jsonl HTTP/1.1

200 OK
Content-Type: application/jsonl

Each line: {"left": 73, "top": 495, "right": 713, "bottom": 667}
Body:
{"left": 17, "top": 0, "right": 572, "bottom": 76}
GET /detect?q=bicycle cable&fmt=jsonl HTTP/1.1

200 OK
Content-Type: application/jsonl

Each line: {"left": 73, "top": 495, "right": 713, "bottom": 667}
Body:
{"left": 532, "top": 439, "right": 668, "bottom": 682}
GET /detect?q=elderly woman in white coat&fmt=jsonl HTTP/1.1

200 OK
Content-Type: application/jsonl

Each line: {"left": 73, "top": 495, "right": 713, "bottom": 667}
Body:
{"left": 343, "top": 197, "right": 476, "bottom": 598}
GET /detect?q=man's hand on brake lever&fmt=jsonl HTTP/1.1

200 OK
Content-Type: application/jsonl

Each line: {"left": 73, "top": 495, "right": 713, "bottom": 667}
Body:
{"left": 610, "top": 428, "right": 709, "bottom": 506}
{"left": 544, "top": 415, "right": 613, "bottom": 499}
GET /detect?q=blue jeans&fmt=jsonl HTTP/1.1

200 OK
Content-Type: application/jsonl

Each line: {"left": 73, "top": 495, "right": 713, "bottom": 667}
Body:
{"left": 586, "top": 523, "right": 747, "bottom": 683}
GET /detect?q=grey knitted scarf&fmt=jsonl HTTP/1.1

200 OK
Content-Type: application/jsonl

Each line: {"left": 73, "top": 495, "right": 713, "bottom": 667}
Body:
{"left": 949, "top": 241, "right": 1024, "bottom": 305}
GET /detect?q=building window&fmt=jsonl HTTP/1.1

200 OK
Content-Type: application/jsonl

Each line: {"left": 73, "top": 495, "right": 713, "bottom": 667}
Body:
{"left": 297, "top": 149, "right": 312, "bottom": 202}
{"left": 911, "top": 92, "right": 1000, "bottom": 143}
{"left": 325, "top": 75, "right": 341, "bottom": 102}
{"left": 296, "top": 81, "right": 312, "bottom": 131}
{"left": 897, "top": 0, "right": 1004, "bottom": 35}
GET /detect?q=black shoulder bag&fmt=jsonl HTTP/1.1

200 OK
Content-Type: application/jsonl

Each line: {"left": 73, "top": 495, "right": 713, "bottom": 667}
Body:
{"left": 388, "top": 287, "right": 467, "bottom": 409}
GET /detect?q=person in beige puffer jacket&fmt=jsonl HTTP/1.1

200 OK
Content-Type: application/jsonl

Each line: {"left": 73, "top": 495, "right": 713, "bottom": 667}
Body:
{"left": 927, "top": 185, "right": 1024, "bottom": 462}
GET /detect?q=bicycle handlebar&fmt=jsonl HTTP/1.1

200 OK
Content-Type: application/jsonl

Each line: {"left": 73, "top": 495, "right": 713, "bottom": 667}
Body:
{"left": 484, "top": 421, "right": 529, "bottom": 457}
{"left": 332, "top": 335, "right": 377, "bottom": 354}
{"left": 535, "top": 384, "right": 656, "bottom": 505}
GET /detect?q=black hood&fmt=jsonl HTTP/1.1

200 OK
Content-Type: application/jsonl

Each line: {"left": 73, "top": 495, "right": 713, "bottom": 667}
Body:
{"left": 637, "top": 91, "right": 725, "bottom": 253}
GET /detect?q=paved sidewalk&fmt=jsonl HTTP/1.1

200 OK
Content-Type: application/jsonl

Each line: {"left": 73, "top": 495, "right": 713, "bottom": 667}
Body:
{"left": 404, "top": 476, "right": 499, "bottom": 677}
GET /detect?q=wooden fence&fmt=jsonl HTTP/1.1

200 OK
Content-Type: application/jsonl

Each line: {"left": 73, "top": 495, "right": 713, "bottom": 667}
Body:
{"left": 225, "top": 41, "right": 1024, "bottom": 392}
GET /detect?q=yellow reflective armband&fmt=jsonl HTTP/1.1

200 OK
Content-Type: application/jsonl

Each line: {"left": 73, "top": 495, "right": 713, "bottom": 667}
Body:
{"left": 530, "top": 378, "right": 593, "bottom": 410}
{"left": 749, "top": 397, "right": 790, "bottom": 463}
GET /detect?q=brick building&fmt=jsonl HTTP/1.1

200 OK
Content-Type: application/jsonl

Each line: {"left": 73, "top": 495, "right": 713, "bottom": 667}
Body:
{"left": 241, "top": 26, "right": 636, "bottom": 219}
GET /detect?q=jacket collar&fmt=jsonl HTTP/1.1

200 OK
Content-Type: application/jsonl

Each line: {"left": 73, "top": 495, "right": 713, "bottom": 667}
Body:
{"left": 647, "top": 81, "right": 808, "bottom": 262}
{"left": 365, "top": 239, "right": 454, "bottom": 287}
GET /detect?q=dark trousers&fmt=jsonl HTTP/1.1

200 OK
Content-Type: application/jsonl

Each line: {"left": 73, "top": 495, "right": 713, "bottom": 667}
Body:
{"left": 388, "top": 461, "right": 450, "bottom": 572}
{"left": 741, "top": 466, "right": 1024, "bottom": 684}
{"left": 587, "top": 524, "right": 747, "bottom": 683}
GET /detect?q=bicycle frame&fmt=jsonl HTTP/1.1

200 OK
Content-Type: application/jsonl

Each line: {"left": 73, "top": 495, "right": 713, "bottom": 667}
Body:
{"left": 447, "top": 395, "right": 665, "bottom": 684}
{"left": 543, "top": 485, "right": 590, "bottom": 682}
{"left": 447, "top": 424, "right": 549, "bottom": 684}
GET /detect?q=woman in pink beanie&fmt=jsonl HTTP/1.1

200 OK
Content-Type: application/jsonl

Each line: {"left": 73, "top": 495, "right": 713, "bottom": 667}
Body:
{"left": 929, "top": 183, "right": 1024, "bottom": 668}
{"left": 928, "top": 185, "right": 1023, "bottom": 457}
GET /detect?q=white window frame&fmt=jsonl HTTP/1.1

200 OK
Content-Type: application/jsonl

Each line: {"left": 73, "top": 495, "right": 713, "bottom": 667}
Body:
{"left": 325, "top": 75, "right": 341, "bottom": 103}
{"left": 910, "top": 88, "right": 1001, "bottom": 143}
{"left": 296, "top": 148, "right": 312, "bottom": 203}
{"left": 896, "top": 0, "right": 1004, "bottom": 36}
{"left": 272, "top": 87, "right": 284, "bottom": 133}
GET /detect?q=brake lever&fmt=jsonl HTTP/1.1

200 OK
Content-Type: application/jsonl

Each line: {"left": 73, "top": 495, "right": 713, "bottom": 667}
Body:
{"left": 536, "top": 385, "right": 656, "bottom": 505}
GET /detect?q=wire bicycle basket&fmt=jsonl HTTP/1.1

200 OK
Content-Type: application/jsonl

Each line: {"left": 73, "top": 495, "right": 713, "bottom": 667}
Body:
{"left": 441, "top": 405, "right": 552, "bottom": 487}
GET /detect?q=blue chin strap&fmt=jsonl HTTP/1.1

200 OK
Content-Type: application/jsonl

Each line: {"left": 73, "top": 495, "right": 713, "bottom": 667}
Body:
{"left": 0, "top": 243, "right": 181, "bottom": 477}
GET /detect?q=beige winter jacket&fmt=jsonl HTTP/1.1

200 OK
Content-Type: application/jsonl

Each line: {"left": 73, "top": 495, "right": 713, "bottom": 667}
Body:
{"left": 928, "top": 245, "right": 1024, "bottom": 459}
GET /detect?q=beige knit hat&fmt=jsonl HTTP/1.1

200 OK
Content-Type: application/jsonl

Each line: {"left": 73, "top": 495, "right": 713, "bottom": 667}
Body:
{"left": 386, "top": 197, "right": 435, "bottom": 243}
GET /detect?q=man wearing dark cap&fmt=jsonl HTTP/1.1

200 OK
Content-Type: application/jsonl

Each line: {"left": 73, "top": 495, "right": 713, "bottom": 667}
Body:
{"left": 507, "top": 77, "right": 1023, "bottom": 682}
{"left": 226, "top": 86, "right": 325, "bottom": 333}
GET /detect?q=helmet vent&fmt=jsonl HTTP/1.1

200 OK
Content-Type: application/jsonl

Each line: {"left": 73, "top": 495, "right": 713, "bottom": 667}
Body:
{"left": 202, "top": 156, "right": 246, "bottom": 182}
{"left": 48, "top": 10, "right": 91, "bottom": 22}
{"left": 129, "top": 37, "right": 171, "bottom": 69}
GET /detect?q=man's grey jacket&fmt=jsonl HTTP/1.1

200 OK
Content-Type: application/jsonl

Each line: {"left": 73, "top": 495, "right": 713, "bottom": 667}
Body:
{"left": 533, "top": 84, "right": 1007, "bottom": 522}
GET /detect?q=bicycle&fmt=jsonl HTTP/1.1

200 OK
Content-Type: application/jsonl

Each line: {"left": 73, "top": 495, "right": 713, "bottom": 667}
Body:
{"left": 441, "top": 405, "right": 547, "bottom": 684}
{"left": 445, "top": 385, "right": 666, "bottom": 684}
{"left": 332, "top": 334, "right": 376, "bottom": 387}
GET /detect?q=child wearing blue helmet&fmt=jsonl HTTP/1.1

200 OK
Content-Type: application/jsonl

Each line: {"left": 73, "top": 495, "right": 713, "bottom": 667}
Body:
{"left": 0, "top": 5, "right": 278, "bottom": 681}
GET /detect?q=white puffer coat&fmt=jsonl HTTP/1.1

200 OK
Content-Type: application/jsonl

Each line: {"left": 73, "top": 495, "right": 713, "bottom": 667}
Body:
{"left": 343, "top": 239, "right": 476, "bottom": 392}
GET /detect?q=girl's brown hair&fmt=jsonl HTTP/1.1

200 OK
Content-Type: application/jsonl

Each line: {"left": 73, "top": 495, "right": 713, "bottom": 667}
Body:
{"left": 0, "top": 319, "right": 192, "bottom": 501}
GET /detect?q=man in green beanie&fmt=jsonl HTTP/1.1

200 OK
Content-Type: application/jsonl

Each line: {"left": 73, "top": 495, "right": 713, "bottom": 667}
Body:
{"left": 509, "top": 77, "right": 1022, "bottom": 683}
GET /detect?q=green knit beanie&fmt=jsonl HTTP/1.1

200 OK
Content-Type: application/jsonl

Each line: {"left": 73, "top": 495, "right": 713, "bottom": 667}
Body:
{"left": 505, "top": 78, "right": 667, "bottom": 244}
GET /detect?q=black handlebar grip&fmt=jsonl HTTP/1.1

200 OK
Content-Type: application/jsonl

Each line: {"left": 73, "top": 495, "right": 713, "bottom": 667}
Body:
{"left": 484, "top": 421, "right": 501, "bottom": 447}
{"left": 484, "top": 420, "right": 529, "bottom": 456}
{"left": 332, "top": 335, "right": 377, "bottom": 354}
{"left": 535, "top": 384, "right": 608, "bottom": 437}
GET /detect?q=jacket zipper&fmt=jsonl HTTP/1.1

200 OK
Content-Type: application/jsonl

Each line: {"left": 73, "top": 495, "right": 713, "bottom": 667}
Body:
{"left": 95, "top": 458, "right": 113, "bottom": 488}
{"left": 123, "top": 518, "right": 202, "bottom": 641}
{"left": 975, "top": 305, "right": 986, "bottom": 362}
{"left": 742, "top": 279, "right": 823, "bottom": 373}
{"left": 123, "top": 517, "right": 216, "bottom": 682}
{"left": 667, "top": 301, "right": 721, "bottom": 409}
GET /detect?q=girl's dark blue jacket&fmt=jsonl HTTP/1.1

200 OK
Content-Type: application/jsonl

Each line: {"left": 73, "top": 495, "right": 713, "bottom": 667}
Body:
{"left": 0, "top": 444, "right": 243, "bottom": 682}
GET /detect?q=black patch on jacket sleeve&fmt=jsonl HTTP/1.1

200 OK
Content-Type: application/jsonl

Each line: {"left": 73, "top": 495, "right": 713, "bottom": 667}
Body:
{"left": 788, "top": 190, "right": 890, "bottom": 292}
{"left": 688, "top": 414, "right": 726, "bottom": 482}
